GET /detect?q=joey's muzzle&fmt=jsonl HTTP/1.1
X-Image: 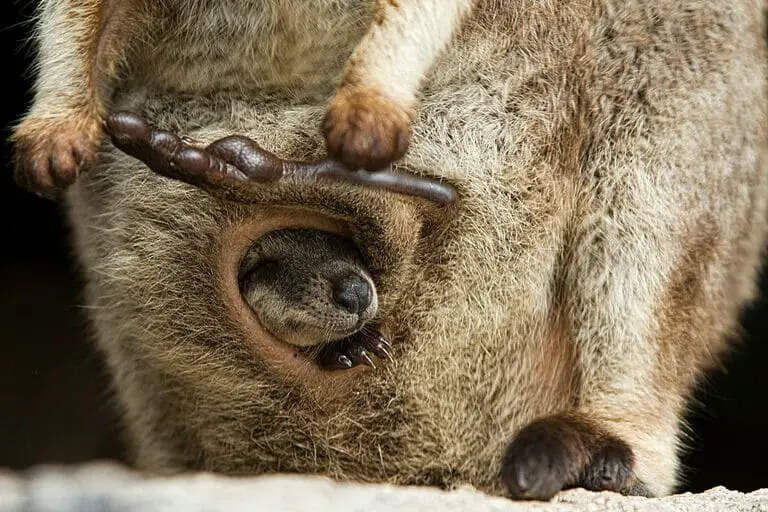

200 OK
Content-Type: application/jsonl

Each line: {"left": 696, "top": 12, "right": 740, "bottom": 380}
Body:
{"left": 237, "top": 227, "right": 379, "bottom": 347}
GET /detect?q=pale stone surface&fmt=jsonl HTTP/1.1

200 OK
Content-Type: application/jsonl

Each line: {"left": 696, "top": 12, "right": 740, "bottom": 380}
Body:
{"left": 1, "top": 463, "right": 766, "bottom": 512}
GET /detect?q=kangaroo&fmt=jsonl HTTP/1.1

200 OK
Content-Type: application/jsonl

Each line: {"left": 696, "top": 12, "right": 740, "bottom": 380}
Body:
{"left": 239, "top": 227, "right": 391, "bottom": 369}
{"left": 39, "top": 0, "right": 768, "bottom": 503}
{"left": 10, "top": 0, "right": 475, "bottom": 198}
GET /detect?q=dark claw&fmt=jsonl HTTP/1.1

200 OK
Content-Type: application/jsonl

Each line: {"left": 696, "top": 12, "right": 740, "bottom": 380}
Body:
{"left": 317, "top": 327, "right": 393, "bottom": 371}
{"left": 105, "top": 111, "right": 458, "bottom": 208}
{"left": 348, "top": 345, "right": 376, "bottom": 369}
{"left": 318, "top": 351, "right": 354, "bottom": 370}
{"left": 359, "top": 329, "right": 393, "bottom": 361}
{"left": 368, "top": 341, "right": 393, "bottom": 362}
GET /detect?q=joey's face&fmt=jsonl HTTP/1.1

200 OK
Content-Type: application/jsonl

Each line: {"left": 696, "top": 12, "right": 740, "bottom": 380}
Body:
{"left": 238, "top": 228, "right": 379, "bottom": 347}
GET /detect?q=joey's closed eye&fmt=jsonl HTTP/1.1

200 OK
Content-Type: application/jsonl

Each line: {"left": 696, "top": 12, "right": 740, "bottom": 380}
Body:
{"left": 238, "top": 258, "right": 279, "bottom": 284}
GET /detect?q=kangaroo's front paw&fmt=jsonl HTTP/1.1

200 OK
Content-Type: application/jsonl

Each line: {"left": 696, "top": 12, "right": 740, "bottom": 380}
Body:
{"left": 11, "top": 114, "right": 103, "bottom": 199}
{"left": 323, "top": 88, "right": 412, "bottom": 171}
{"left": 500, "top": 414, "right": 637, "bottom": 501}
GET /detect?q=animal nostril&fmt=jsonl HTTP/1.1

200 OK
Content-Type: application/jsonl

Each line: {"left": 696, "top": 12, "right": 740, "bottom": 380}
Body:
{"left": 331, "top": 273, "right": 373, "bottom": 315}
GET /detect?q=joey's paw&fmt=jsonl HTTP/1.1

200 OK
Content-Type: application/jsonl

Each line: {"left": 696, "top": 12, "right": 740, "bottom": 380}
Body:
{"left": 317, "top": 326, "right": 393, "bottom": 371}
{"left": 12, "top": 115, "right": 102, "bottom": 199}
{"left": 500, "top": 414, "right": 637, "bottom": 501}
{"left": 323, "top": 88, "right": 412, "bottom": 171}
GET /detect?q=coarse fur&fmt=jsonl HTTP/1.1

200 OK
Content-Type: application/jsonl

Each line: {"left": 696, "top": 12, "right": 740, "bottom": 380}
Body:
{"left": 10, "top": 0, "right": 475, "bottom": 197}
{"left": 60, "top": 0, "right": 767, "bottom": 501}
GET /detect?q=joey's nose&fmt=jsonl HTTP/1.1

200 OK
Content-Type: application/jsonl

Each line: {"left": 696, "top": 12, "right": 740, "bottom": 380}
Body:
{"left": 331, "top": 274, "right": 373, "bottom": 315}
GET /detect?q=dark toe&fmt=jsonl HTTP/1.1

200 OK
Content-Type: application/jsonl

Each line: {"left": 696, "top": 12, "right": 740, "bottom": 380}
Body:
{"left": 317, "top": 349, "right": 354, "bottom": 370}
{"left": 315, "top": 327, "right": 392, "bottom": 371}
{"left": 579, "top": 439, "right": 635, "bottom": 493}
{"left": 501, "top": 435, "right": 574, "bottom": 500}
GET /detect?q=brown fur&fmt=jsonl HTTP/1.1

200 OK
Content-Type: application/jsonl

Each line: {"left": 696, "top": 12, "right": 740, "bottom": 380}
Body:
{"left": 323, "top": 87, "right": 412, "bottom": 172}
{"left": 12, "top": 0, "right": 473, "bottom": 196}
{"left": 50, "top": 0, "right": 768, "bottom": 501}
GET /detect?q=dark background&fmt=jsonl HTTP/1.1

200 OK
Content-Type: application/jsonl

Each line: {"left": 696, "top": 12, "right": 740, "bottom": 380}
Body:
{"left": 1, "top": 1, "right": 767, "bottom": 493}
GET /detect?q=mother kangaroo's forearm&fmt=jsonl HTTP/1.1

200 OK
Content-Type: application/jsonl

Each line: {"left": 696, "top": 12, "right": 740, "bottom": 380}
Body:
{"left": 324, "top": 0, "right": 476, "bottom": 171}
{"left": 10, "top": 0, "right": 138, "bottom": 198}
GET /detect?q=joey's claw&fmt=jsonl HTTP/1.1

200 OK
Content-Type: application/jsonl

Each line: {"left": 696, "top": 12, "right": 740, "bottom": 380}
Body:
{"left": 317, "top": 327, "right": 393, "bottom": 371}
{"left": 348, "top": 345, "right": 377, "bottom": 369}
{"left": 318, "top": 351, "right": 354, "bottom": 370}
{"left": 359, "top": 328, "right": 393, "bottom": 361}
{"left": 181, "top": 135, "right": 203, "bottom": 146}
{"left": 368, "top": 340, "right": 393, "bottom": 362}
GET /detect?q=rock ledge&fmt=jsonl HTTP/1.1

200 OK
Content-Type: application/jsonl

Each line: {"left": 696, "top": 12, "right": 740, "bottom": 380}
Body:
{"left": 1, "top": 463, "right": 766, "bottom": 511}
